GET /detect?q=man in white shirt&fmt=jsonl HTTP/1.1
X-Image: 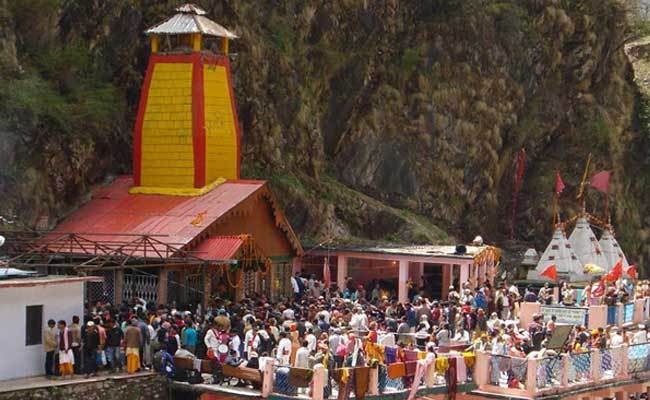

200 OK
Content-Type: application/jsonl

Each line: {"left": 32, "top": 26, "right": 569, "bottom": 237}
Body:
{"left": 609, "top": 327, "right": 624, "bottom": 347}
{"left": 436, "top": 323, "right": 451, "bottom": 346}
{"left": 293, "top": 340, "right": 310, "bottom": 368}
{"left": 290, "top": 276, "right": 300, "bottom": 297}
{"left": 276, "top": 332, "right": 292, "bottom": 365}
{"left": 282, "top": 307, "right": 295, "bottom": 321}
{"left": 318, "top": 308, "right": 331, "bottom": 324}
{"left": 305, "top": 328, "right": 317, "bottom": 352}
{"left": 350, "top": 307, "right": 368, "bottom": 332}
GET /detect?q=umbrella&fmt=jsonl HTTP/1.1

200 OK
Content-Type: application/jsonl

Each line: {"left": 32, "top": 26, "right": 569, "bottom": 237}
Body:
{"left": 583, "top": 263, "right": 605, "bottom": 274}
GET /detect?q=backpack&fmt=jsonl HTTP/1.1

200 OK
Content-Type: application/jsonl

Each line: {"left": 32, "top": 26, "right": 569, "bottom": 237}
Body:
{"left": 257, "top": 333, "right": 275, "bottom": 355}
{"left": 336, "top": 340, "right": 347, "bottom": 357}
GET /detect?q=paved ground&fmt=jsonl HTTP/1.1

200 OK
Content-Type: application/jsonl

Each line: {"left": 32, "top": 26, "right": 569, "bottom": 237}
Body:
{"left": 0, "top": 371, "right": 154, "bottom": 393}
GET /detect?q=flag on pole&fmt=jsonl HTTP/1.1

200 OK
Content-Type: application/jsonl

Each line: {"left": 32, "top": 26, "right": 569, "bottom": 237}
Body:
{"left": 590, "top": 171, "right": 611, "bottom": 193}
{"left": 540, "top": 265, "right": 558, "bottom": 281}
{"left": 555, "top": 171, "right": 565, "bottom": 194}
{"left": 605, "top": 258, "right": 623, "bottom": 282}
{"left": 626, "top": 264, "right": 637, "bottom": 280}
{"left": 323, "top": 257, "right": 331, "bottom": 288}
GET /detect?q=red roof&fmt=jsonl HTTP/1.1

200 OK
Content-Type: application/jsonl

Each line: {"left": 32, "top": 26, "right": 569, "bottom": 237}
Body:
{"left": 49, "top": 176, "right": 265, "bottom": 255}
{"left": 192, "top": 236, "right": 244, "bottom": 261}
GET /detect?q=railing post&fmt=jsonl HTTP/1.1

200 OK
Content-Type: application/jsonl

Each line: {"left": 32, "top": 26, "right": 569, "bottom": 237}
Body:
{"left": 311, "top": 364, "right": 326, "bottom": 400}
{"left": 261, "top": 358, "right": 275, "bottom": 398}
{"left": 591, "top": 350, "right": 601, "bottom": 383}
{"left": 562, "top": 354, "right": 569, "bottom": 387}
{"left": 620, "top": 345, "right": 629, "bottom": 379}
{"left": 368, "top": 366, "right": 379, "bottom": 395}
{"left": 475, "top": 351, "right": 489, "bottom": 387}
{"left": 526, "top": 357, "right": 538, "bottom": 396}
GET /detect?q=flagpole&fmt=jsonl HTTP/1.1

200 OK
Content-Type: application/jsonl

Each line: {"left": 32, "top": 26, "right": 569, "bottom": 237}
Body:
{"left": 552, "top": 191, "right": 558, "bottom": 229}
{"left": 576, "top": 153, "right": 592, "bottom": 213}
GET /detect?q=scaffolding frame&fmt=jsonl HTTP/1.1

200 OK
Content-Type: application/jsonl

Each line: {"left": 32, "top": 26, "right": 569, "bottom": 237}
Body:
{"left": 0, "top": 230, "right": 237, "bottom": 271}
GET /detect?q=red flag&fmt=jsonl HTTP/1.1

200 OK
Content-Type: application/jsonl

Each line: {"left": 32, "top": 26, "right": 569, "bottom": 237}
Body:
{"left": 555, "top": 171, "right": 565, "bottom": 194}
{"left": 590, "top": 171, "right": 611, "bottom": 193}
{"left": 323, "top": 257, "right": 331, "bottom": 288}
{"left": 540, "top": 265, "right": 558, "bottom": 281}
{"left": 626, "top": 264, "right": 637, "bottom": 280}
{"left": 605, "top": 258, "right": 623, "bottom": 282}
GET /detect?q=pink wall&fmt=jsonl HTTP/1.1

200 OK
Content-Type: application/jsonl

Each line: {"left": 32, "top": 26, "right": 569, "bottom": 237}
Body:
{"left": 588, "top": 305, "right": 607, "bottom": 329}
{"left": 634, "top": 299, "right": 645, "bottom": 324}
{"left": 520, "top": 302, "right": 541, "bottom": 328}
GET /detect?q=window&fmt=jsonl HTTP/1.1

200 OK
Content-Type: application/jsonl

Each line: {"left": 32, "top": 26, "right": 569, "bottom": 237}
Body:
{"left": 25, "top": 305, "right": 43, "bottom": 346}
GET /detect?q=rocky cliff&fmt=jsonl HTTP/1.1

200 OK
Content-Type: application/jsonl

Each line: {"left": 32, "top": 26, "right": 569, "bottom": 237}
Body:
{"left": 1, "top": 0, "right": 649, "bottom": 272}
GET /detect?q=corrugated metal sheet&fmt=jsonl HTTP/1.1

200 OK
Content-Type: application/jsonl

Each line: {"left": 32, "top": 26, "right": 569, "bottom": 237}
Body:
{"left": 176, "top": 4, "right": 206, "bottom": 15}
{"left": 50, "top": 176, "right": 264, "bottom": 255}
{"left": 192, "top": 236, "right": 243, "bottom": 261}
{"left": 146, "top": 13, "right": 238, "bottom": 39}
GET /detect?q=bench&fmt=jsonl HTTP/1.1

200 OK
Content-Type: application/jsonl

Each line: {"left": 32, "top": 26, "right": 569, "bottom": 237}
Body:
{"left": 173, "top": 356, "right": 214, "bottom": 374}
{"left": 222, "top": 364, "right": 264, "bottom": 387}
{"left": 172, "top": 356, "right": 263, "bottom": 387}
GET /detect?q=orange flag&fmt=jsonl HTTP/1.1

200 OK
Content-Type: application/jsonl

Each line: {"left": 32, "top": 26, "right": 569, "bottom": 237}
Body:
{"left": 626, "top": 265, "right": 637, "bottom": 280}
{"left": 541, "top": 265, "right": 558, "bottom": 281}
{"left": 605, "top": 258, "right": 623, "bottom": 282}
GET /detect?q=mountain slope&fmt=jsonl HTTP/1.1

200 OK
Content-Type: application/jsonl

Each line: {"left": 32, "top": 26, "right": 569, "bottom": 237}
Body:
{"left": 1, "top": 0, "right": 649, "bottom": 272}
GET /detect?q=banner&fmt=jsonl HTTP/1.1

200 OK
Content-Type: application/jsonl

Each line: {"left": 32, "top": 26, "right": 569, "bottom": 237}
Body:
{"left": 541, "top": 305, "right": 588, "bottom": 326}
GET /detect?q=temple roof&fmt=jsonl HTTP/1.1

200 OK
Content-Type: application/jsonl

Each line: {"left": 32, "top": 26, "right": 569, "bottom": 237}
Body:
{"left": 145, "top": 4, "right": 238, "bottom": 39}
{"left": 48, "top": 176, "right": 302, "bottom": 258}
{"left": 530, "top": 227, "right": 587, "bottom": 282}
{"left": 568, "top": 217, "right": 608, "bottom": 268}
{"left": 598, "top": 228, "right": 629, "bottom": 272}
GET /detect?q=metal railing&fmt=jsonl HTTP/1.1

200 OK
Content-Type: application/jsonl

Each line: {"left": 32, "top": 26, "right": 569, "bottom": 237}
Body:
{"left": 487, "top": 354, "right": 527, "bottom": 389}
{"left": 536, "top": 356, "right": 564, "bottom": 390}
{"left": 627, "top": 343, "right": 650, "bottom": 374}
{"left": 568, "top": 351, "right": 592, "bottom": 384}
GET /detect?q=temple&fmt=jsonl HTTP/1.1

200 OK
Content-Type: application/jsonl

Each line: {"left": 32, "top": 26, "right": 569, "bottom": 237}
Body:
{"left": 132, "top": 4, "right": 241, "bottom": 195}
{"left": 8, "top": 4, "right": 303, "bottom": 306}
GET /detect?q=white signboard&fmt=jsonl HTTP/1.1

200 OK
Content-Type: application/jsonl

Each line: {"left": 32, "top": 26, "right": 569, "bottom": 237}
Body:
{"left": 541, "top": 305, "right": 588, "bottom": 326}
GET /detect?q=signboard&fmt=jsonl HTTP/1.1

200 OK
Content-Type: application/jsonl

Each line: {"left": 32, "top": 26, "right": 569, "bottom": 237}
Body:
{"left": 541, "top": 305, "right": 588, "bottom": 326}
{"left": 624, "top": 302, "right": 635, "bottom": 324}
{"left": 545, "top": 324, "right": 574, "bottom": 350}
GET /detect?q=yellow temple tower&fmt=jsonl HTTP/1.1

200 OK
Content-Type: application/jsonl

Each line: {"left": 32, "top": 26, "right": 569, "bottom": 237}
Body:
{"left": 131, "top": 4, "right": 241, "bottom": 196}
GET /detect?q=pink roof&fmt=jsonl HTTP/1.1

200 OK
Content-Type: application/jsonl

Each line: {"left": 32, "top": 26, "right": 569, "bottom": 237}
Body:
{"left": 49, "top": 176, "right": 265, "bottom": 254}
{"left": 192, "top": 236, "right": 244, "bottom": 261}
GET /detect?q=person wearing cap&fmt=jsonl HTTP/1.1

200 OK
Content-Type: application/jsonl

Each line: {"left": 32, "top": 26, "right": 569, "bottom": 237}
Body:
{"left": 83, "top": 321, "right": 100, "bottom": 378}
{"left": 125, "top": 319, "right": 143, "bottom": 373}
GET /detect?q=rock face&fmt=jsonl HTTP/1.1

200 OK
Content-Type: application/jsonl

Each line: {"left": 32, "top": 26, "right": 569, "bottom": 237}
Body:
{"left": 1, "top": 1, "right": 649, "bottom": 269}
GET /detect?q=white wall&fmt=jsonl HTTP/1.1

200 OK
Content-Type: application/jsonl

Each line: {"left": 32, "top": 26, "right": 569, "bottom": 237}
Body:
{"left": 0, "top": 281, "right": 84, "bottom": 380}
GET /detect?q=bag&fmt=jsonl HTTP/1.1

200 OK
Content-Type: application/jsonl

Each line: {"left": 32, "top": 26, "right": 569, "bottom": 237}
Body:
{"left": 187, "top": 369, "right": 204, "bottom": 384}
{"left": 336, "top": 342, "right": 347, "bottom": 357}
{"left": 257, "top": 333, "right": 275, "bottom": 355}
{"left": 96, "top": 350, "right": 107, "bottom": 366}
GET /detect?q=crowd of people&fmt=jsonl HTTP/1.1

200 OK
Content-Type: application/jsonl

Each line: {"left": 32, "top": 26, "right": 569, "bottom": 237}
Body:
{"left": 42, "top": 273, "right": 650, "bottom": 390}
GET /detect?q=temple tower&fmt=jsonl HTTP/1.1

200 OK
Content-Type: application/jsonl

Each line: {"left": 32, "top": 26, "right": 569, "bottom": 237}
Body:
{"left": 131, "top": 4, "right": 241, "bottom": 195}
